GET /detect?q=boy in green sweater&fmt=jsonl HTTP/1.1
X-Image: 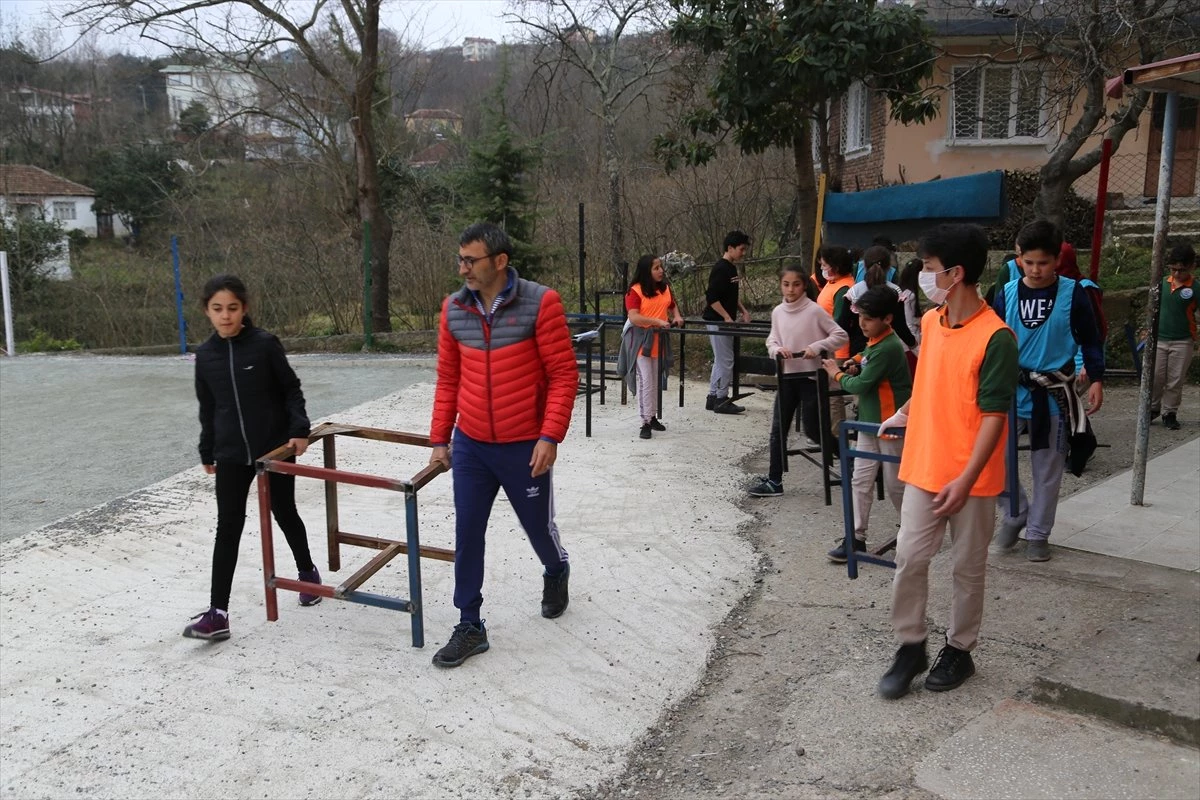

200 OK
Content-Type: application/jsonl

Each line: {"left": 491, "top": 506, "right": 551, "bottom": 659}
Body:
{"left": 1152, "top": 242, "right": 1198, "bottom": 430}
{"left": 822, "top": 285, "right": 913, "bottom": 561}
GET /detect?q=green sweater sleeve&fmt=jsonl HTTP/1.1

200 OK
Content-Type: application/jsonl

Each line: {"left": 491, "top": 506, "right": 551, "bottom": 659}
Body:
{"left": 977, "top": 329, "right": 1018, "bottom": 413}
{"left": 838, "top": 340, "right": 902, "bottom": 397}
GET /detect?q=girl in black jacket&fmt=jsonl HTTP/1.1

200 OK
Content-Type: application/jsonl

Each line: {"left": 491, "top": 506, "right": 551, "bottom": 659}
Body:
{"left": 184, "top": 274, "right": 321, "bottom": 641}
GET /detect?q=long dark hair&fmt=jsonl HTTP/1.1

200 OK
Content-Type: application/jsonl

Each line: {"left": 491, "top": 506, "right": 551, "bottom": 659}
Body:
{"left": 898, "top": 258, "right": 923, "bottom": 315}
{"left": 201, "top": 274, "right": 254, "bottom": 328}
{"left": 780, "top": 263, "right": 817, "bottom": 301}
{"left": 861, "top": 245, "right": 892, "bottom": 288}
{"left": 631, "top": 254, "right": 666, "bottom": 297}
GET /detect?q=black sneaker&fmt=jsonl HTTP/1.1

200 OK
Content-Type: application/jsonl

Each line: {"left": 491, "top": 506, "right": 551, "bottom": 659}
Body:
{"left": 1163, "top": 412, "right": 1181, "bottom": 430}
{"left": 713, "top": 399, "right": 745, "bottom": 414}
{"left": 541, "top": 563, "right": 570, "bottom": 619}
{"left": 649, "top": 416, "right": 666, "bottom": 432}
{"left": 924, "top": 644, "right": 975, "bottom": 692}
{"left": 639, "top": 423, "right": 652, "bottom": 439}
{"left": 748, "top": 478, "right": 782, "bottom": 497}
{"left": 705, "top": 394, "right": 718, "bottom": 410}
{"left": 432, "top": 621, "right": 489, "bottom": 668}
{"left": 827, "top": 537, "right": 866, "bottom": 563}
{"left": 878, "top": 641, "right": 928, "bottom": 699}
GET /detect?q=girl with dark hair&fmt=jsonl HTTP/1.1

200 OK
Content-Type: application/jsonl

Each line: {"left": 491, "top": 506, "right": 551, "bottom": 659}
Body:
{"left": 184, "top": 274, "right": 322, "bottom": 641}
{"left": 839, "top": 246, "right": 917, "bottom": 357}
{"left": 623, "top": 255, "right": 684, "bottom": 439}
{"left": 748, "top": 265, "right": 848, "bottom": 497}
{"left": 898, "top": 257, "right": 924, "bottom": 372}
{"left": 816, "top": 245, "right": 858, "bottom": 437}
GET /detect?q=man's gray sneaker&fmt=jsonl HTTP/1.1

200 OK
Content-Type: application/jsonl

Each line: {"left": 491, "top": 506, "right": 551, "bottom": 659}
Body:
{"left": 1026, "top": 539, "right": 1051, "bottom": 562}
{"left": 993, "top": 519, "right": 1026, "bottom": 551}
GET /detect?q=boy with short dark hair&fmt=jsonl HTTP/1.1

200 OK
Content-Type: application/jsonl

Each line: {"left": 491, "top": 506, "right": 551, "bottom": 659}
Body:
{"left": 1151, "top": 242, "right": 1198, "bottom": 430}
{"left": 991, "top": 220, "right": 1106, "bottom": 562}
{"left": 821, "top": 285, "right": 911, "bottom": 561}
{"left": 703, "top": 230, "right": 753, "bottom": 414}
{"left": 876, "top": 223, "right": 1017, "bottom": 700}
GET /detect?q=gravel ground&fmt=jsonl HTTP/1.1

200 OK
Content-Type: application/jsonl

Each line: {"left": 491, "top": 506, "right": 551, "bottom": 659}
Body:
{"left": 601, "top": 379, "right": 1200, "bottom": 800}
{"left": 0, "top": 353, "right": 434, "bottom": 540}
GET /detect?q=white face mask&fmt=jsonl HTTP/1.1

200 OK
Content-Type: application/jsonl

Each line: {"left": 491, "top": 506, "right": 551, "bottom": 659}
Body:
{"left": 821, "top": 267, "right": 835, "bottom": 281}
{"left": 918, "top": 267, "right": 957, "bottom": 305}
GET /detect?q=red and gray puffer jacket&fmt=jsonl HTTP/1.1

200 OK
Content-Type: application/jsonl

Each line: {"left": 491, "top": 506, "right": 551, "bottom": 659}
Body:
{"left": 430, "top": 270, "right": 577, "bottom": 445}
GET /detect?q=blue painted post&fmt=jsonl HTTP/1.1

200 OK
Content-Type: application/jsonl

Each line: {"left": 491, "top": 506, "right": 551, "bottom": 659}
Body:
{"left": 405, "top": 490, "right": 424, "bottom": 648}
{"left": 839, "top": 423, "right": 859, "bottom": 579}
{"left": 171, "top": 236, "right": 186, "bottom": 354}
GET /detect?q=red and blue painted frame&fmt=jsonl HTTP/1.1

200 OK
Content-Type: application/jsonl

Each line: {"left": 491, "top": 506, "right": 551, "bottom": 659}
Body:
{"left": 255, "top": 422, "right": 450, "bottom": 648}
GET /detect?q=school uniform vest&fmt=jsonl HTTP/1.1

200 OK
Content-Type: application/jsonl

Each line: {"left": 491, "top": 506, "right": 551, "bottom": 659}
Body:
{"left": 1003, "top": 276, "right": 1076, "bottom": 418}
{"left": 818, "top": 275, "right": 855, "bottom": 359}
{"left": 899, "top": 304, "right": 1011, "bottom": 497}
{"left": 628, "top": 284, "right": 674, "bottom": 358}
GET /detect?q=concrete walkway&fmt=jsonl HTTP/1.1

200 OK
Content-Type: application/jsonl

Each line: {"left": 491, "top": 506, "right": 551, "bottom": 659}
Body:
{"left": 1054, "top": 438, "right": 1200, "bottom": 571}
{"left": 0, "top": 381, "right": 761, "bottom": 799}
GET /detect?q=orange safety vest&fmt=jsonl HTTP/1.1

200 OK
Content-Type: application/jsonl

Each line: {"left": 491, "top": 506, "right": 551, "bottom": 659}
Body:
{"left": 817, "top": 275, "right": 855, "bottom": 359}
{"left": 628, "top": 284, "right": 674, "bottom": 358}
{"left": 899, "top": 302, "right": 1013, "bottom": 497}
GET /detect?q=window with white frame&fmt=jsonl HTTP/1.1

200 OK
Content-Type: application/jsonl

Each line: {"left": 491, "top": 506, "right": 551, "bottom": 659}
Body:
{"left": 952, "top": 65, "right": 1045, "bottom": 141}
{"left": 840, "top": 81, "right": 870, "bottom": 155}
{"left": 52, "top": 201, "right": 76, "bottom": 221}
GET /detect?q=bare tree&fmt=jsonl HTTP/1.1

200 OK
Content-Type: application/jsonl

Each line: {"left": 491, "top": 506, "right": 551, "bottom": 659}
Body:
{"left": 509, "top": 0, "right": 674, "bottom": 273}
{"left": 66, "top": 0, "right": 400, "bottom": 331}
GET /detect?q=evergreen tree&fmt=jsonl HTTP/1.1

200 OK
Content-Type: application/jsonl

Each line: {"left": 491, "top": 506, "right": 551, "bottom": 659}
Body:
{"left": 457, "top": 54, "right": 542, "bottom": 279}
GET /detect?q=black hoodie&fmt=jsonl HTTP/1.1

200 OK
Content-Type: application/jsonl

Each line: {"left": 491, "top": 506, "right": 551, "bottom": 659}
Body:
{"left": 195, "top": 324, "right": 309, "bottom": 465}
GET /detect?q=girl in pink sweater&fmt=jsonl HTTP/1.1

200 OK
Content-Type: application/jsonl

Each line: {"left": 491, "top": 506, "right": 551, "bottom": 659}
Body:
{"left": 750, "top": 266, "right": 848, "bottom": 497}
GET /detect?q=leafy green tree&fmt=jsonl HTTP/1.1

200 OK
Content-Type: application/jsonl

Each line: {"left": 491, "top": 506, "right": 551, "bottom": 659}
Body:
{"left": 456, "top": 57, "right": 543, "bottom": 278}
{"left": 658, "top": 0, "right": 938, "bottom": 255}
{"left": 178, "top": 100, "right": 210, "bottom": 138}
{"left": 87, "top": 144, "right": 182, "bottom": 241}
{"left": 0, "top": 215, "right": 66, "bottom": 296}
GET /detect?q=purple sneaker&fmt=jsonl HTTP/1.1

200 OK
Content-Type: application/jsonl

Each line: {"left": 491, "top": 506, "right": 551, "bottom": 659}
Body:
{"left": 183, "top": 608, "right": 230, "bottom": 641}
{"left": 298, "top": 567, "right": 322, "bottom": 606}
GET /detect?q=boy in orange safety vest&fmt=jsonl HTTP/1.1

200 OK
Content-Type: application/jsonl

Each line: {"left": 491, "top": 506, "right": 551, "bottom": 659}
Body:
{"left": 875, "top": 224, "right": 1018, "bottom": 700}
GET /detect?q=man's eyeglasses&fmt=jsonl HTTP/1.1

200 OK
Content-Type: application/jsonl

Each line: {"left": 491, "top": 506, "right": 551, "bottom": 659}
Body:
{"left": 456, "top": 253, "right": 495, "bottom": 268}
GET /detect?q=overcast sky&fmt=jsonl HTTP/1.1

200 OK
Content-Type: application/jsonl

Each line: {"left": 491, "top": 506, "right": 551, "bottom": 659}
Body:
{"left": 0, "top": 0, "right": 520, "bottom": 57}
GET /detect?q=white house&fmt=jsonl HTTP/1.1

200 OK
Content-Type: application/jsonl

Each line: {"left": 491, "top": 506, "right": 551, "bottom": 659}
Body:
{"left": 463, "top": 37, "right": 497, "bottom": 62}
{"left": 161, "top": 64, "right": 258, "bottom": 128}
{"left": 0, "top": 164, "right": 131, "bottom": 264}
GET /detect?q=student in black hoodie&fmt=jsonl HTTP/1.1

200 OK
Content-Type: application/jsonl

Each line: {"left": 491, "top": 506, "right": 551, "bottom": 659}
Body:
{"left": 184, "top": 274, "right": 322, "bottom": 641}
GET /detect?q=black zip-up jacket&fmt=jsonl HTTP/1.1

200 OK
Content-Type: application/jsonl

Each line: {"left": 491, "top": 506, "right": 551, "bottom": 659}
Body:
{"left": 195, "top": 324, "right": 309, "bottom": 465}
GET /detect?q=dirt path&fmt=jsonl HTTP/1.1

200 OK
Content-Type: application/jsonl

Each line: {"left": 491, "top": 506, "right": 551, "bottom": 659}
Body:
{"left": 600, "top": 382, "right": 1200, "bottom": 799}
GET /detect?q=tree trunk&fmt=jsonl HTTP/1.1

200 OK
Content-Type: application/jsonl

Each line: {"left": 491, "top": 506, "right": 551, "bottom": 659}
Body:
{"left": 352, "top": 0, "right": 394, "bottom": 333}
{"left": 792, "top": 124, "right": 818, "bottom": 267}
{"left": 1033, "top": 176, "right": 1070, "bottom": 230}
{"left": 603, "top": 115, "right": 624, "bottom": 276}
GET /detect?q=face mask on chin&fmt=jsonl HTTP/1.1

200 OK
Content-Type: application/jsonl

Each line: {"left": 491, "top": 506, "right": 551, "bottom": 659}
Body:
{"left": 918, "top": 268, "right": 958, "bottom": 306}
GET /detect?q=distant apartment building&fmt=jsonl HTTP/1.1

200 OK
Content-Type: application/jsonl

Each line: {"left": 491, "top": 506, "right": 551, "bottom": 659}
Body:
{"left": 161, "top": 65, "right": 257, "bottom": 127}
{"left": 463, "top": 37, "right": 497, "bottom": 62}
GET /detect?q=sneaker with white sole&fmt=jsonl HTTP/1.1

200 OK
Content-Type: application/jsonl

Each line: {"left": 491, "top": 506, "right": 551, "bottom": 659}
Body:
{"left": 183, "top": 608, "right": 230, "bottom": 641}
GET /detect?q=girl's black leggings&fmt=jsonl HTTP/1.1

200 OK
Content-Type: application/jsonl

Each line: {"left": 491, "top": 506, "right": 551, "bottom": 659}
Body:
{"left": 211, "top": 462, "right": 315, "bottom": 611}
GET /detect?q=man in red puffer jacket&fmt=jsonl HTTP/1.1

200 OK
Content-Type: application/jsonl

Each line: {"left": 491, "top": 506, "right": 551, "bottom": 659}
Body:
{"left": 428, "top": 222, "right": 578, "bottom": 668}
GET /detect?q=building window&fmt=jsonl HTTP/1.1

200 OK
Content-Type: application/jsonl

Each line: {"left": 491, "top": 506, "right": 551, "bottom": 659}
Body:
{"left": 52, "top": 201, "right": 76, "bottom": 221}
{"left": 952, "top": 65, "right": 1045, "bottom": 141}
{"left": 840, "top": 82, "right": 870, "bottom": 155}
{"left": 168, "top": 73, "right": 192, "bottom": 87}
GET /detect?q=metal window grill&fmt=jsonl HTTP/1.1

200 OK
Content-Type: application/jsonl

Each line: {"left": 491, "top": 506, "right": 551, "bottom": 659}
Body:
{"left": 840, "top": 82, "right": 870, "bottom": 153}
{"left": 953, "top": 65, "right": 1045, "bottom": 140}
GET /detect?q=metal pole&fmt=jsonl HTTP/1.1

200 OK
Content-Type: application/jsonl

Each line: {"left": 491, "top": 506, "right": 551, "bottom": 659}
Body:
{"left": 362, "top": 220, "right": 374, "bottom": 348}
{"left": 1089, "top": 138, "right": 1113, "bottom": 281}
{"left": 171, "top": 236, "right": 186, "bottom": 354}
{"left": 578, "top": 203, "right": 586, "bottom": 314}
{"left": 1132, "top": 91, "right": 1178, "bottom": 506}
{"left": 0, "top": 251, "right": 14, "bottom": 356}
